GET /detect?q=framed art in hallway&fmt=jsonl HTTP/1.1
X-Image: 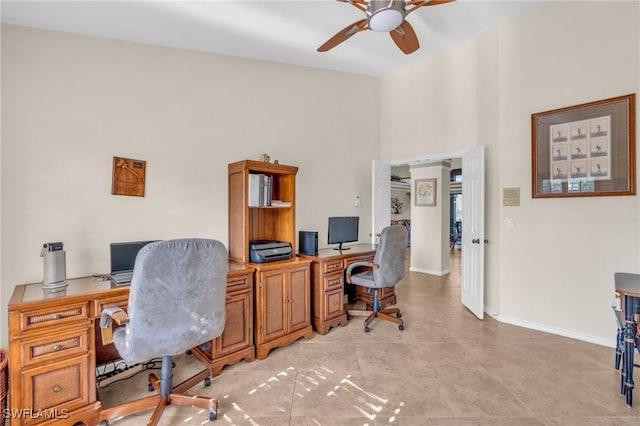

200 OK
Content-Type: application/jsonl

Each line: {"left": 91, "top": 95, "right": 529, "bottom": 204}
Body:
{"left": 531, "top": 93, "right": 636, "bottom": 198}
{"left": 415, "top": 178, "right": 436, "bottom": 206}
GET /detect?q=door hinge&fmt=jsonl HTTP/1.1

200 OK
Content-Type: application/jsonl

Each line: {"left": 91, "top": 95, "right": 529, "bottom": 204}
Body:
{"left": 259, "top": 281, "right": 263, "bottom": 288}
{"left": 259, "top": 326, "right": 263, "bottom": 334}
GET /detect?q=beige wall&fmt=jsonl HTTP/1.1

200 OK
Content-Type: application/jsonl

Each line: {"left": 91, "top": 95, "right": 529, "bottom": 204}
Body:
{"left": 409, "top": 161, "right": 450, "bottom": 275}
{"left": 2, "top": 0, "right": 638, "bottom": 348}
{"left": 381, "top": 1, "right": 640, "bottom": 344}
{"left": 0, "top": 25, "right": 379, "bottom": 345}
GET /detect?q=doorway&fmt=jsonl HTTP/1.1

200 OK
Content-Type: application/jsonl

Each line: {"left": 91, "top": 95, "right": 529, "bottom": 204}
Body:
{"left": 372, "top": 146, "right": 485, "bottom": 319}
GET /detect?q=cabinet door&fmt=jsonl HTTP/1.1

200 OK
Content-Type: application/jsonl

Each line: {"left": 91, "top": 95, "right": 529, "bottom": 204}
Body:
{"left": 256, "top": 270, "right": 287, "bottom": 344}
{"left": 323, "top": 288, "right": 344, "bottom": 320}
{"left": 288, "top": 265, "right": 310, "bottom": 333}
{"left": 216, "top": 290, "right": 252, "bottom": 357}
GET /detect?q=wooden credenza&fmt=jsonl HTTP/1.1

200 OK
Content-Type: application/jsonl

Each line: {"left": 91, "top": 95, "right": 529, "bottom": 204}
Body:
{"left": 251, "top": 258, "right": 313, "bottom": 360}
{"left": 301, "top": 244, "right": 396, "bottom": 335}
{"left": 7, "top": 263, "right": 254, "bottom": 426}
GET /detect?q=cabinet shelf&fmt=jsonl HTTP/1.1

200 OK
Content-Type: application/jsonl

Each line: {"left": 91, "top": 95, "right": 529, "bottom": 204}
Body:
{"left": 228, "top": 160, "right": 297, "bottom": 264}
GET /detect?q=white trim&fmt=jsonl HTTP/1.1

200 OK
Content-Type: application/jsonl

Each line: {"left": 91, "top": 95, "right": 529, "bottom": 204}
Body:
{"left": 388, "top": 151, "right": 467, "bottom": 167}
{"left": 491, "top": 313, "right": 615, "bottom": 348}
{"left": 410, "top": 267, "right": 450, "bottom": 276}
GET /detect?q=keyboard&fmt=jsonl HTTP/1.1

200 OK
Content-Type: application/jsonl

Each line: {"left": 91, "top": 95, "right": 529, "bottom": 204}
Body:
{"left": 110, "top": 271, "right": 133, "bottom": 285}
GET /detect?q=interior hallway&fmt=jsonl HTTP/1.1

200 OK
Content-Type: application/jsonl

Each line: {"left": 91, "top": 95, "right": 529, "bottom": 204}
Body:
{"left": 99, "top": 247, "right": 633, "bottom": 425}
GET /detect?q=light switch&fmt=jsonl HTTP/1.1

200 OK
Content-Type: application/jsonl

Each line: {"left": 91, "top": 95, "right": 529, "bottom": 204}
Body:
{"left": 506, "top": 217, "right": 514, "bottom": 229}
{"left": 354, "top": 194, "right": 361, "bottom": 207}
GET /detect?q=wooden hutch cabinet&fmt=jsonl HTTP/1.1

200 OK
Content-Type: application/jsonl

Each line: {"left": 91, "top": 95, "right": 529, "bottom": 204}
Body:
{"left": 228, "top": 160, "right": 313, "bottom": 359}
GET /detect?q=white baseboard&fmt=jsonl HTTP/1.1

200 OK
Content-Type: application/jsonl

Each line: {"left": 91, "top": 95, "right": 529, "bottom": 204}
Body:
{"left": 410, "top": 267, "right": 450, "bottom": 276}
{"left": 488, "top": 310, "right": 616, "bottom": 348}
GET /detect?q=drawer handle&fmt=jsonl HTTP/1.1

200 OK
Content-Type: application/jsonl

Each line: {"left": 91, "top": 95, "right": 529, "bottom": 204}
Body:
{"left": 52, "top": 313, "right": 61, "bottom": 320}
{"left": 228, "top": 280, "right": 245, "bottom": 286}
{"left": 52, "top": 344, "right": 61, "bottom": 352}
{"left": 53, "top": 385, "right": 62, "bottom": 393}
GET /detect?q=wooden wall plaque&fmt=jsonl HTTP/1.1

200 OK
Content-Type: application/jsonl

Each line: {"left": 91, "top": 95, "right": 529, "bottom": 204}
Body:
{"left": 111, "top": 156, "right": 146, "bottom": 197}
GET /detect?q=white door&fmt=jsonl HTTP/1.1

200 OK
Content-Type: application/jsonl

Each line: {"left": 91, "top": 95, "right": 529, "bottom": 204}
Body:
{"left": 461, "top": 145, "right": 485, "bottom": 319}
{"left": 372, "top": 160, "right": 391, "bottom": 244}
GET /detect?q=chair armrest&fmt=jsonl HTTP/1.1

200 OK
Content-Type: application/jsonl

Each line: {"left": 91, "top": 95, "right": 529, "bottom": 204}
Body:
{"left": 99, "top": 307, "right": 129, "bottom": 345}
{"left": 345, "top": 261, "right": 379, "bottom": 283}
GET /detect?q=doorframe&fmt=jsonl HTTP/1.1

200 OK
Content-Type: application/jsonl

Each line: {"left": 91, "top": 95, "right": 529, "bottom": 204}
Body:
{"left": 372, "top": 147, "right": 477, "bottom": 294}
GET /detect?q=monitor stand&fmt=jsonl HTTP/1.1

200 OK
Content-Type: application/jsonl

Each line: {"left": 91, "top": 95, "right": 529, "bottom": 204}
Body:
{"left": 333, "top": 242, "right": 351, "bottom": 251}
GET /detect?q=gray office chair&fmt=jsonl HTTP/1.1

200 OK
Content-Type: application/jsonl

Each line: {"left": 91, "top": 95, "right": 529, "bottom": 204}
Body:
{"left": 346, "top": 224, "right": 407, "bottom": 332}
{"left": 99, "top": 238, "right": 228, "bottom": 425}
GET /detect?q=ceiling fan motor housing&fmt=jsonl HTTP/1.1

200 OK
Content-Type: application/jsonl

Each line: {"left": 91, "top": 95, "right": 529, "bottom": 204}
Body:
{"left": 368, "top": 0, "right": 406, "bottom": 32}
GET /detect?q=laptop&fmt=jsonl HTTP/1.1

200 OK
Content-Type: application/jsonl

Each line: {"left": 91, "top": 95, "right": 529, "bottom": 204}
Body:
{"left": 109, "top": 240, "right": 158, "bottom": 286}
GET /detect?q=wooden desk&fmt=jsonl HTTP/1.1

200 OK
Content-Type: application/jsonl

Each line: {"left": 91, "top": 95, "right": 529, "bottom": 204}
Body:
{"left": 300, "top": 244, "right": 396, "bottom": 335}
{"left": 7, "top": 264, "right": 254, "bottom": 426}
{"left": 614, "top": 272, "right": 640, "bottom": 407}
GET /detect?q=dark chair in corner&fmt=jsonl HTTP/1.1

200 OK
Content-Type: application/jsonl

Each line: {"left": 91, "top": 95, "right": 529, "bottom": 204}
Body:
{"left": 99, "top": 239, "right": 228, "bottom": 425}
{"left": 346, "top": 224, "right": 408, "bottom": 333}
{"left": 613, "top": 272, "right": 640, "bottom": 406}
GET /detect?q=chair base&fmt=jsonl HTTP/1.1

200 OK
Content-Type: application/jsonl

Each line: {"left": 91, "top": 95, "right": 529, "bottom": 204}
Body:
{"left": 99, "top": 360, "right": 217, "bottom": 426}
{"left": 347, "top": 306, "right": 403, "bottom": 332}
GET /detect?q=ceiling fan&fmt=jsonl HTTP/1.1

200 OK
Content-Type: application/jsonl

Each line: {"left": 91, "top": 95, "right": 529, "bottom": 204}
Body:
{"left": 318, "top": 0, "right": 455, "bottom": 55}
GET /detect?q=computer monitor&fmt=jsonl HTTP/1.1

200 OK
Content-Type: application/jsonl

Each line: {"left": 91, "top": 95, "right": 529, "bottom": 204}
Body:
{"left": 110, "top": 240, "right": 158, "bottom": 275}
{"left": 327, "top": 216, "right": 359, "bottom": 251}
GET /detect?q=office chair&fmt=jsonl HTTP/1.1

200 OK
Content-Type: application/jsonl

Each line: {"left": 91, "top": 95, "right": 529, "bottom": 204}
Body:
{"left": 346, "top": 224, "right": 407, "bottom": 333}
{"left": 99, "top": 238, "right": 228, "bottom": 426}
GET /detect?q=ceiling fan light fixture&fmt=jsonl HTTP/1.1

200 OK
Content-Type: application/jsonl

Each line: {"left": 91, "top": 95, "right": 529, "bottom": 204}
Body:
{"left": 368, "top": 0, "right": 405, "bottom": 32}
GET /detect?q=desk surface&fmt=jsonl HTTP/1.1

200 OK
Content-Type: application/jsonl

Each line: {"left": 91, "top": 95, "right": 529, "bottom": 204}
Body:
{"left": 308, "top": 244, "right": 377, "bottom": 260}
{"left": 10, "top": 262, "right": 252, "bottom": 306}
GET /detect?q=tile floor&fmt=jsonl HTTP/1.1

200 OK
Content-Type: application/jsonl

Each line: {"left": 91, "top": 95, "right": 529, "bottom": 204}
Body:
{"left": 98, "top": 248, "right": 637, "bottom": 425}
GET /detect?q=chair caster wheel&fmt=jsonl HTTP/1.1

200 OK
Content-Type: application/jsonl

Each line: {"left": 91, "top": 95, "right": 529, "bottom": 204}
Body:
{"left": 148, "top": 382, "right": 154, "bottom": 392}
{"left": 398, "top": 324, "right": 404, "bottom": 331}
{"left": 396, "top": 313, "right": 402, "bottom": 318}
{"left": 99, "top": 421, "right": 109, "bottom": 426}
{"left": 186, "top": 349, "right": 193, "bottom": 355}
{"left": 347, "top": 315, "right": 352, "bottom": 320}
{"left": 204, "top": 377, "right": 212, "bottom": 387}
{"left": 209, "top": 409, "right": 217, "bottom": 421}
{"left": 364, "top": 326, "right": 370, "bottom": 333}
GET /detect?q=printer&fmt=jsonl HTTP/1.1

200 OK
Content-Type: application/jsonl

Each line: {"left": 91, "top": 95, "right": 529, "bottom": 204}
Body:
{"left": 249, "top": 240, "right": 292, "bottom": 263}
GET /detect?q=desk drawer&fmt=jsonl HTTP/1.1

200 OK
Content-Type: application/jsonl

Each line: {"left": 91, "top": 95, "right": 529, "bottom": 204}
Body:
{"left": 323, "top": 259, "right": 343, "bottom": 274}
{"left": 93, "top": 296, "right": 128, "bottom": 318}
{"left": 323, "top": 272, "right": 343, "bottom": 291}
{"left": 21, "top": 327, "right": 90, "bottom": 368}
{"left": 22, "top": 355, "right": 90, "bottom": 424}
{"left": 227, "top": 275, "right": 252, "bottom": 291}
{"left": 324, "top": 288, "right": 344, "bottom": 319}
{"left": 19, "top": 303, "right": 89, "bottom": 333}
{"left": 344, "top": 255, "right": 375, "bottom": 269}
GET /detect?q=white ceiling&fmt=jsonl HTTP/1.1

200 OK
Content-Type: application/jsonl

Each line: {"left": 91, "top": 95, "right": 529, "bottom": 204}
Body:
{"left": 0, "top": 0, "right": 533, "bottom": 76}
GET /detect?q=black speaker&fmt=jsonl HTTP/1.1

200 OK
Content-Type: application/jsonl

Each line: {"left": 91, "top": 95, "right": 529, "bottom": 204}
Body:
{"left": 299, "top": 231, "right": 318, "bottom": 256}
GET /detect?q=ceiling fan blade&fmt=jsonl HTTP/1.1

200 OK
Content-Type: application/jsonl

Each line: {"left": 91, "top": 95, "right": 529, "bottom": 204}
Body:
{"left": 317, "top": 19, "right": 368, "bottom": 52}
{"left": 407, "top": 0, "right": 455, "bottom": 16}
{"left": 390, "top": 21, "right": 420, "bottom": 54}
